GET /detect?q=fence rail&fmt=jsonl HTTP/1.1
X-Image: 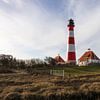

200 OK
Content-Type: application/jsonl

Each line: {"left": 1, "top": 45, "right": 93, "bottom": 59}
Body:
{"left": 50, "top": 70, "right": 64, "bottom": 78}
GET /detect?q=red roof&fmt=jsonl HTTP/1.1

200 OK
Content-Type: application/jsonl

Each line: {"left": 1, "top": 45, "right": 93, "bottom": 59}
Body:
{"left": 54, "top": 55, "right": 65, "bottom": 63}
{"left": 79, "top": 50, "right": 100, "bottom": 62}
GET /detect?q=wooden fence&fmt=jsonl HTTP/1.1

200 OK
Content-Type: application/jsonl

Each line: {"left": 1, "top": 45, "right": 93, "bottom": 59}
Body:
{"left": 50, "top": 70, "right": 64, "bottom": 78}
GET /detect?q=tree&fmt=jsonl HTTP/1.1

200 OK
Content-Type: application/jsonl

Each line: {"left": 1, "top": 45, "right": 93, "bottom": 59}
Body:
{"left": 0, "top": 55, "right": 13, "bottom": 67}
{"left": 0, "top": 58, "right": 9, "bottom": 67}
{"left": 44, "top": 57, "right": 56, "bottom": 65}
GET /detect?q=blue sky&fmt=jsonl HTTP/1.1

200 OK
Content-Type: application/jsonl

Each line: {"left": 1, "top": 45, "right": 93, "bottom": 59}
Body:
{"left": 0, "top": 0, "right": 100, "bottom": 60}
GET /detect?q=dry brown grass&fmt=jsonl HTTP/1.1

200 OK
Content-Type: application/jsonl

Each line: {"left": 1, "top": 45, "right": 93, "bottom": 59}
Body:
{"left": 0, "top": 68, "right": 100, "bottom": 100}
{"left": 4, "top": 92, "right": 22, "bottom": 100}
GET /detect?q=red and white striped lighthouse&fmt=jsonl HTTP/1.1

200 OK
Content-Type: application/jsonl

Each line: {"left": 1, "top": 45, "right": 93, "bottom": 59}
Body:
{"left": 67, "top": 19, "right": 76, "bottom": 64}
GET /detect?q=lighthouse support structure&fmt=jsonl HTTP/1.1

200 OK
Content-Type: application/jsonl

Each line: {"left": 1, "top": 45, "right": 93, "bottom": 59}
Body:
{"left": 67, "top": 19, "right": 76, "bottom": 65}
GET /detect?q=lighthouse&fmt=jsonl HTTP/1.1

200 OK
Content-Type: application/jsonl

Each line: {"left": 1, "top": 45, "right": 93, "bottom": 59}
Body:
{"left": 67, "top": 19, "right": 76, "bottom": 64}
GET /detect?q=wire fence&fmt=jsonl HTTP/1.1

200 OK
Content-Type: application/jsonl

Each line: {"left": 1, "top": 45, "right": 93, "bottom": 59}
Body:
{"left": 50, "top": 70, "right": 64, "bottom": 78}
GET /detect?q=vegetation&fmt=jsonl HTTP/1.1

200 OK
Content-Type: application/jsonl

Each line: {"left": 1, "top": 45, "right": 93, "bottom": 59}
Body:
{"left": 0, "top": 56, "right": 100, "bottom": 99}
{"left": 0, "top": 69, "right": 100, "bottom": 100}
{"left": 44, "top": 56, "right": 57, "bottom": 65}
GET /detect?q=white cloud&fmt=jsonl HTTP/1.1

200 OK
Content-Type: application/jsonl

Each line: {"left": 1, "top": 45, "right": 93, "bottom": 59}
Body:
{"left": 70, "top": 0, "right": 100, "bottom": 58}
{"left": 0, "top": 0, "right": 66, "bottom": 59}
{"left": 0, "top": 0, "right": 100, "bottom": 60}
{"left": 2, "top": 0, "right": 10, "bottom": 4}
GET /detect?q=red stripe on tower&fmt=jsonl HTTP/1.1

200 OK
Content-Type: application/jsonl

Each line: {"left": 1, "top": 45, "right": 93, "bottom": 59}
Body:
{"left": 67, "top": 19, "right": 76, "bottom": 64}
{"left": 68, "top": 37, "right": 75, "bottom": 44}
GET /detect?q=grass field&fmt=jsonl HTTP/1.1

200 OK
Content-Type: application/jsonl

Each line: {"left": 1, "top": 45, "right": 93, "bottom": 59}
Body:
{"left": 27, "top": 65, "right": 100, "bottom": 76}
{"left": 52, "top": 66, "right": 100, "bottom": 76}
{"left": 0, "top": 65, "right": 100, "bottom": 100}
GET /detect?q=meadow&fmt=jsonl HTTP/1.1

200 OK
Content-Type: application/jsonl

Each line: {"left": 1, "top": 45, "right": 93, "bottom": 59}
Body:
{"left": 0, "top": 65, "right": 100, "bottom": 100}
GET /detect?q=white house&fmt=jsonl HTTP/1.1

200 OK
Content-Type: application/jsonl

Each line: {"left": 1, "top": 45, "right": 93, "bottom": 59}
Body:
{"left": 78, "top": 49, "right": 100, "bottom": 66}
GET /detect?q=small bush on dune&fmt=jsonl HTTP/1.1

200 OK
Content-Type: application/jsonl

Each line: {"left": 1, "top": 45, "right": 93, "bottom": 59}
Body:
{"left": 4, "top": 92, "right": 22, "bottom": 100}
{"left": 13, "top": 88, "right": 23, "bottom": 93}
{"left": 22, "top": 93, "right": 44, "bottom": 100}
{"left": 3, "top": 86, "right": 24, "bottom": 95}
{"left": 0, "top": 67, "right": 14, "bottom": 74}
{"left": 22, "top": 94, "right": 35, "bottom": 100}
{"left": 79, "top": 83, "right": 90, "bottom": 92}
{"left": 30, "top": 85, "right": 41, "bottom": 92}
{"left": 89, "top": 82, "right": 100, "bottom": 91}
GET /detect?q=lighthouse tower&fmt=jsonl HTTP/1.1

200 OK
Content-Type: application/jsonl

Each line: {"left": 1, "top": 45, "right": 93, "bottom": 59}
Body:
{"left": 67, "top": 19, "right": 76, "bottom": 64}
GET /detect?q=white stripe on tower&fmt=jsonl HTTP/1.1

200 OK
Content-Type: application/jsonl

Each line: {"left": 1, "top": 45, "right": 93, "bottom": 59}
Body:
{"left": 67, "top": 19, "right": 76, "bottom": 64}
{"left": 69, "top": 31, "right": 74, "bottom": 37}
{"left": 68, "top": 44, "right": 75, "bottom": 52}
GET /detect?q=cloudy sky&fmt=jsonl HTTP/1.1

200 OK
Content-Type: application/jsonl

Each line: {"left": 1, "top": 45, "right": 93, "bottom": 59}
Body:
{"left": 0, "top": 0, "right": 100, "bottom": 60}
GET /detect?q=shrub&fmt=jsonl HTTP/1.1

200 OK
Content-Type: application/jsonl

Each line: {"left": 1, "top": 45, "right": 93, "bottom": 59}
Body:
{"left": 22, "top": 94, "right": 44, "bottom": 100}
{"left": 4, "top": 92, "right": 22, "bottom": 100}
{"left": 13, "top": 88, "right": 23, "bottom": 93}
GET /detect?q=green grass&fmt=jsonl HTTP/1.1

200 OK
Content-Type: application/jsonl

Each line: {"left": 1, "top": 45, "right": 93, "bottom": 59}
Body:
{"left": 26, "top": 65, "right": 100, "bottom": 77}
{"left": 50, "top": 66, "right": 100, "bottom": 76}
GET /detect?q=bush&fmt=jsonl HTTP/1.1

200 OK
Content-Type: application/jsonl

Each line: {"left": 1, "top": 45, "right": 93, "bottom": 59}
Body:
{"left": 4, "top": 92, "right": 22, "bottom": 100}
{"left": 22, "top": 94, "right": 44, "bottom": 100}
{"left": 0, "top": 67, "right": 14, "bottom": 74}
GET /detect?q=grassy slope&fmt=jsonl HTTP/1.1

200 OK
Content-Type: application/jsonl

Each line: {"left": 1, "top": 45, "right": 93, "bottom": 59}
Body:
{"left": 0, "top": 66, "right": 100, "bottom": 99}
{"left": 49, "top": 66, "right": 100, "bottom": 76}
{"left": 27, "top": 65, "right": 100, "bottom": 77}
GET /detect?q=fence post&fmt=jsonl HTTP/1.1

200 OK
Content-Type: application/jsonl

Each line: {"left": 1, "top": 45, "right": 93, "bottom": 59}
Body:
{"left": 50, "top": 70, "right": 52, "bottom": 75}
{"left": 62, "top": 70, "right": 64, "bottom": 79}
{"left": 50, "top": 70, "right": 65, "bottom": 78}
